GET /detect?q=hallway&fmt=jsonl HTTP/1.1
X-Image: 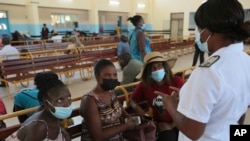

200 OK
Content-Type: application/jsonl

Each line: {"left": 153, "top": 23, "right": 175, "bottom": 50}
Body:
{"left": 1, "top": 45, "right": 250, "bottom": 128}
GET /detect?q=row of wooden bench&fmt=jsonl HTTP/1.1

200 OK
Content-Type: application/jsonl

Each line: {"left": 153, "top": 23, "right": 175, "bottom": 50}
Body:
{"left": 0, "top": 47, "right": 118, "bottom": 99}
{"left": 0, "top": 64, "right": 196, "bottom": 140}
{"left": 0, "top": 82, "right": 147, "bottom": 140}
{"left": 1, "top": 39, "right": 195, "bottom": 98}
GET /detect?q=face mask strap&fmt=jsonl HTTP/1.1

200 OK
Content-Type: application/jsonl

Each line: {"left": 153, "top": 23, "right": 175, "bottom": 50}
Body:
{"left": 205, "top": 34, "right": 211, "bottom": 42}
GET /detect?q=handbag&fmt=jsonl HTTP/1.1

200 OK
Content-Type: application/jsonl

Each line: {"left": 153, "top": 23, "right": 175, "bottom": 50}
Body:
{"left": 123, "top": 121, "right": 156, "bottom": 141}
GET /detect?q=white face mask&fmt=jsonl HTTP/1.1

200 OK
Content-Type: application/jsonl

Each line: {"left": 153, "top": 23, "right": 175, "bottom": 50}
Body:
{"left": 198, "top": 29, "right": 211, "bottom": 53}
{"left": 47, "top": 100, "right": 73, "bottom": 119}
{"left": 151, "top": 69, "right": 165, "bottom": 82}
{"left": 141, "top": 24, "right": 146, "bottom": 30}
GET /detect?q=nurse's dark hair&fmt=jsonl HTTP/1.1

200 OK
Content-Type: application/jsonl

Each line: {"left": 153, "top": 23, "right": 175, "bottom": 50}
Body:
{"left": 195, "top": 0, "right": 250, "bottom": 42}
{"left": 34, "top": 72, "right": 65, "bottom": 103}
{"left": 94, "top": 59, "right": 115, "bottom": 77}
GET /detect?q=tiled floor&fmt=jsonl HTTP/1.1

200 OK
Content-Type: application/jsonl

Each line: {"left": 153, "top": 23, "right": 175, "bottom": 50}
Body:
{"left": 1, "top": 44, "right": 250, "bottom": 135}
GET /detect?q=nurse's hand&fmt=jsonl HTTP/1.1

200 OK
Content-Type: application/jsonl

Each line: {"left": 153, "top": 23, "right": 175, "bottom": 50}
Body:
{"left": 154, "top": 90, "right": 179, "bottom": 111}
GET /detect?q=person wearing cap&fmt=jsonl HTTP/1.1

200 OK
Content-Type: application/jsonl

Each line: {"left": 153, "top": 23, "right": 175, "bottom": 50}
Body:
{"left": 129, "top": 51, "right": 185, "bottom": 141}
{"left": 156, "top": 0, "right": 250, "bottom": 141}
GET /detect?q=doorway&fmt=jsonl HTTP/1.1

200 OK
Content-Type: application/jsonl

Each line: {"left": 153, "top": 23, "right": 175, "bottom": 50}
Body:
{"left": 0, "top": 11, "right": 10, "bottom": 36}
{"left": 170, "top": 13, "right": 184, "bottom": 42}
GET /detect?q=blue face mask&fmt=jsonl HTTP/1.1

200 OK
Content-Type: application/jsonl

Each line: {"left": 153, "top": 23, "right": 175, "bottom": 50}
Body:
{"left": 151, "top": 69, "right": 165, "bottom": 82}
{"left": 47, "top": 100, "right": 73, "bottom": 119}
{"left": 141, "top": 24, "right": 146, "bottom": 30}
{"left": 197, "top": 29, "right": 211, "bottom": 52}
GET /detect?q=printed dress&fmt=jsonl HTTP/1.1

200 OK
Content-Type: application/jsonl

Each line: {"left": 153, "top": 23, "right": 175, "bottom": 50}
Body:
{"left": 81, "top": 91, "right": 123, "bottom": 141}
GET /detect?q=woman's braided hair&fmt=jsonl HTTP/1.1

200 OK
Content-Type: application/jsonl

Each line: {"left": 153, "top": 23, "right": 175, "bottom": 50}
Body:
{"left": 34, "top": 72, "right": 65, "bottom": 103}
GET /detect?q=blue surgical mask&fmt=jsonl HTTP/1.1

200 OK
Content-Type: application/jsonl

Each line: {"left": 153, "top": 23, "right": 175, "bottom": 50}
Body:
{"left": 151, "top": 69, "right": 165, "bottom": 82}
{"left": 47, "top": 100, "right": 73, "bottom": 119}
{"left": 141, "top": 24, "right": 146, "bottom": 30}
{"left": 197, "top": 29, "right": 211, "bottom": 53}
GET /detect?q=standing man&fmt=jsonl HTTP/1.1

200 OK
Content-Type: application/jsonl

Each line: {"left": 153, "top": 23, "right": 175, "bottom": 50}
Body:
{"left": 41, "top": 23, "right": 49, "bottom": 39}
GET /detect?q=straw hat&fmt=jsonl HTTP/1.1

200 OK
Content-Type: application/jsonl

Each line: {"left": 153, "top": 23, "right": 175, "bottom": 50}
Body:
{"left": 136, "top": 52, "right": 177, "bottom": 79}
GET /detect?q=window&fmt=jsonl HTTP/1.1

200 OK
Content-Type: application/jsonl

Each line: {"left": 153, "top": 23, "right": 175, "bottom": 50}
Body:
{"left": 0, "top": 11, "right": 7, "bottom": 18}
{"left": 189, "top": 12, "right": 195, "bottom": 30}
{"left": 51, "top": 14, "right": 78, "bottom": 29}
{"left": 244, "top": 9, "right": 250, "bottom": 21}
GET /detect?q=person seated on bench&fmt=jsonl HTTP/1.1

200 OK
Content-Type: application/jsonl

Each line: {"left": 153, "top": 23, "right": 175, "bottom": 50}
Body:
{"left": 0, "top": 34, "right": 20, "bottom": 87}
{"left": 129, "top": 52, "right": 185, "bottom": 141}
{"left": 65, "top": 35, "right": 84, "bottom": 54}
{"left": 117, "top": 35, "right": 130, "bottom": 56}
{"left": 6, "top": 72, "right": 72, "bottom": 141}
{"left": 118, "top": 52, "right": 142, "bottom": 85}
{"left": 19, "top": 49, "right": 31, "bottom": 59}
{"left": 51, "top": 31, "right": 63, "bottom": 43}
{"left": 13, "top": 73, "right": 44, "bottom": 123}
{"left": 115, "top": 52, "right": 143, "bottom": 96}
{"left": 13, "top": 88, "right": 40, "bottom": 123}
{"left": 80, "top": 59, "right": 137, "bottom": 141}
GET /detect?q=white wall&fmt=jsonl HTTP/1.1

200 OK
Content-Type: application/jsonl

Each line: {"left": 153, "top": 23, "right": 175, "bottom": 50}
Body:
{"left": 1, "top": 0, "right": 250, "bottom": 36}
{"left": 152, "top": 0, "right": 250, "bottom": 37}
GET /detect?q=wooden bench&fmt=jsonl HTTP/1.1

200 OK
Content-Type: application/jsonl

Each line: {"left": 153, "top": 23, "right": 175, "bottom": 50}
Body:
{"left": 14, "top": 44, "right": 45, "bottom": 52}
{"left": 45, "top": 42, "right": 71, "bottom": 50}
{"left": 0, "top": 107, "right": 81, "bottom": 140}
{"left": 0, "top": 58, "right": 35, "bottom": 98}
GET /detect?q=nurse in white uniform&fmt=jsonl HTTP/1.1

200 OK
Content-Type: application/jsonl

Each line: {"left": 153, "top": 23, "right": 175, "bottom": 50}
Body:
{"left": 155, "top": 0, "right": 250, "bottom": 141}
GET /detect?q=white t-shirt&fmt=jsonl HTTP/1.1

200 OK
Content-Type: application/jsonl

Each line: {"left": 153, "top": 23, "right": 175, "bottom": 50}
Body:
{"left": 178, "top": 42, "right": 250, "bottom": 141}
{"left": 0, "top": 45, "right": 20, "bottom": 60}
{"left": 51, "top": 35, "right": 63, "bottom": 43}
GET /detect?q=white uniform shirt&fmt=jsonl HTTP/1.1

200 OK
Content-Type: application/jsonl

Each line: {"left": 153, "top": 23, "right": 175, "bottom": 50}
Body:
{"left": 178, "top": 42, "right": 250, "bottom": 141}
{"left": 0, "top": 45, "right": 20, "bottom": 60}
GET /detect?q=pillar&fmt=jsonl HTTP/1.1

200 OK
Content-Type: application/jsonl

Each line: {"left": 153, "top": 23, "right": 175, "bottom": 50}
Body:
{"left": 26, "top": 0, "right": 40, "bottom": 37}
{"left": 88, "top": 0, "right": 99, "bottom": 33}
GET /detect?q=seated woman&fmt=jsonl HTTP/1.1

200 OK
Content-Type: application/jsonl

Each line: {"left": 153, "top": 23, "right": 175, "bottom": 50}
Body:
{"left": 65, "top": 35, "right": 84, "bottom": 54}
{"left": 80, "top": 59, "right": 137, "bottom": 141}
{"left": 129, "top": 52, "right": 185, "bottom": 141}
{"left": 6, "top": 72, "right": 72, "bottom": 141}
{"left": 13, "top": 72, "right": 45, "bottom": 123}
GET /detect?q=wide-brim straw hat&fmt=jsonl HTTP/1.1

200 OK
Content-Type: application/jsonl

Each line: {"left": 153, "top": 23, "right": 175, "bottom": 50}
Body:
{"left": 136, "top": 52, "right": 177, "bottom": 79}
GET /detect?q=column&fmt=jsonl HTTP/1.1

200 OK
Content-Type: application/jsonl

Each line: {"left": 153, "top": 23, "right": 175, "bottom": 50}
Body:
{"left": 147, "top": 0, "right": 154, "bottom": 31}
{"left": 26, "top": 0, "right": 40, "bottom": 37}
{"left": 88, "top": 0, "right": 99, "bottom": 33}
{"left": 127, "top": 0, "right": 136, "bottom": 31}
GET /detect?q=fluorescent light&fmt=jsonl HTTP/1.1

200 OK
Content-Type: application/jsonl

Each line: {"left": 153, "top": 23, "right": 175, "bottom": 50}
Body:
{"left": 109, "top": 0, "right": 120, "bottom": 6}
{"left": 137, "top": 3, "right": 145, "bottom": 8}
{"left": 57, "top": 0, "right": 73, "bottom": 3}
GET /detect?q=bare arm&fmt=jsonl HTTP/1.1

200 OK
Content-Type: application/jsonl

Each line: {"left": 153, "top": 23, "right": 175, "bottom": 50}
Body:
{"left": 238, "top": 113, "right": 246, "bottom": 125}
{"left": 80, "top": 96, "right": 136, "bottom": 141}
{"left": 17, "top": 121, "right": 47, "bottom": 141}
{"left": 155, "top": 91, "right": 206, "bottom": 140}
{"left": 137, "top": 31, "right": 146, "bottom": 58}
{"left": 129, "top": 98, "right": 145, "bottom": 117}
{"left": 13, "top": 105, "right": 29, "bottom": 123}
